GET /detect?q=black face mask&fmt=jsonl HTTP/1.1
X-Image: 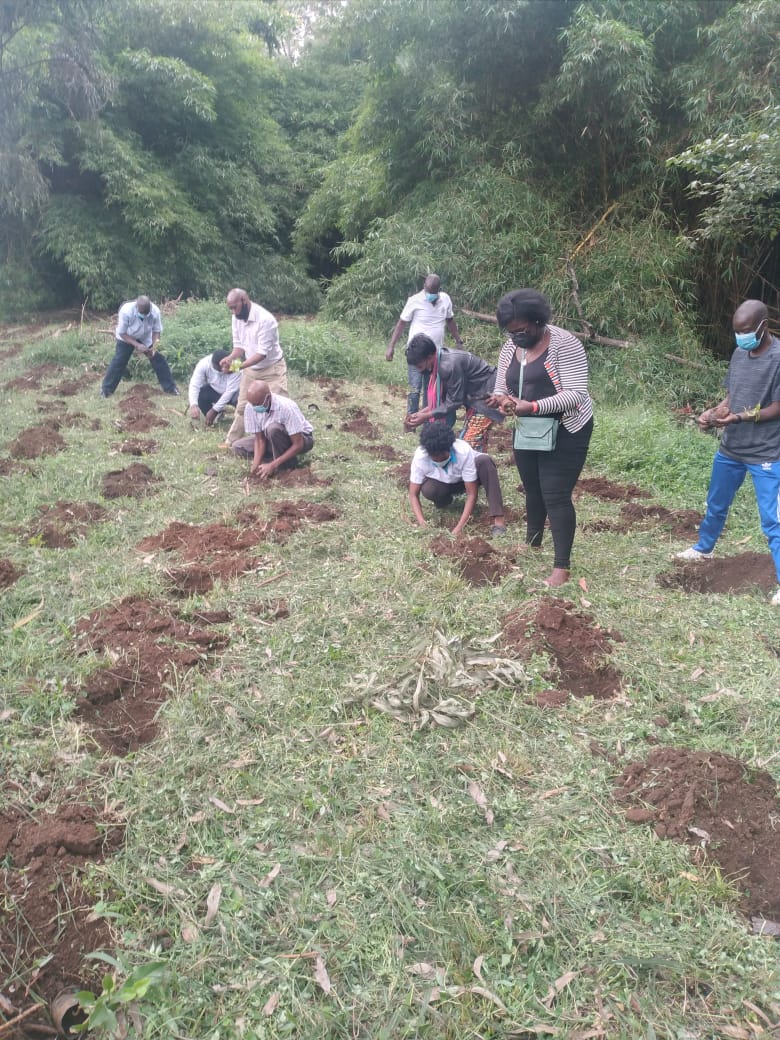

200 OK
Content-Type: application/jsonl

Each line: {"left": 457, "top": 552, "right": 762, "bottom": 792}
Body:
{"left": 237, "top": 302, "right": 250, "bottom": 321}
{"left": 510, "top": 329, "right": 541, "bottom": 349}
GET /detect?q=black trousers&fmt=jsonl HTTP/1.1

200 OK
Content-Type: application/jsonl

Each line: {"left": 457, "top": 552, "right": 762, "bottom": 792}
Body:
{"left": 197, "top": 385, "right": 238, "bottom": 415}
{"left": 102, "top": 340, "right": 177, "bottom": 396}
{"left": 514, "top": 418, "right": 593, "bottom": 569}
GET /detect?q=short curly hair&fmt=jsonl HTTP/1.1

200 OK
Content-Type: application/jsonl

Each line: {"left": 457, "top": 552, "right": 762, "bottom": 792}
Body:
{"left": 495, "top": 289, "right": 551, "bottom": 329}
{"left": 405, "top": 333, "right": 437, "bottom": 365}
{"left": 419, "top": 420, "right": 456, "bottom": 455}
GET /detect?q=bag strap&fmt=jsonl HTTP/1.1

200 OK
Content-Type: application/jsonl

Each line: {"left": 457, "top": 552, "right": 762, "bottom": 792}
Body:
{"left": 514, "top": 348, "right": 526, "bottom": 424}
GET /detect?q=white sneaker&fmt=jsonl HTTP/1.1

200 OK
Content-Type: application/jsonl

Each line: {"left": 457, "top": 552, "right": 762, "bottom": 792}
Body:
{"left": 771, "top": 588, "right": 780, "bottom": 606}
{"left": 675, "top": 547, "right": 714, "bottom": 561}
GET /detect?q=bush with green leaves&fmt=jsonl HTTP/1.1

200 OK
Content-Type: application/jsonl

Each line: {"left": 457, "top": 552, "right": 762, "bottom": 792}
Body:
{"left": 319, "top": 165, "right": 698, "bottom": 345}
{"left": 153, "top": 300, "right": 391, "bottom": 385}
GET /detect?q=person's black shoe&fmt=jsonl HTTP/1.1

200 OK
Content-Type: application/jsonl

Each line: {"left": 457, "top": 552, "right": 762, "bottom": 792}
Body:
{"left": 165, "top": 387, "right": 180, "bottom": 396}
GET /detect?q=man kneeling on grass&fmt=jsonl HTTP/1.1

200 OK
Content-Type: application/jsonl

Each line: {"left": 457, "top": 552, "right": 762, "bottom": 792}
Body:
{"left": 409, "top": 421, "right": 506, "bottom": 537}
{"left": 232, "top": 380, "right": 314, "bottom": 480}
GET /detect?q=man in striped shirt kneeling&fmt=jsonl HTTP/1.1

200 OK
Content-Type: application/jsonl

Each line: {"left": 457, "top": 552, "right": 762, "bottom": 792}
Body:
{"left": 232, "top": 380, "right": 314, "bottom": 481}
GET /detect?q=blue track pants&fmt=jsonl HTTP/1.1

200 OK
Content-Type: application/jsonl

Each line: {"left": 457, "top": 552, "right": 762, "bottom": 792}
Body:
{"left": 694, "top": 450, "right": 780, "bottom": 583}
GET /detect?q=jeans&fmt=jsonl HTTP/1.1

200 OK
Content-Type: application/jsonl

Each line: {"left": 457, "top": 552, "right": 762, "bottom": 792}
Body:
{"left": 513, "top": 418, "right": 593, "bottom": 570}
{"left": 694, "top": 450, "right": 780, "bottom": 582}
{"left": 102, "top": 341, "right": 177, "bottom": 395}
{"left": 407, "top": 363, "right": 429, "bottom": 414}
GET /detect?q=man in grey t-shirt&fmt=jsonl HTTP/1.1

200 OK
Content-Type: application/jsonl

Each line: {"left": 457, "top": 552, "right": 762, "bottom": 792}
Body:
{"left": 676, "top": 298, "right": 780, "bottom": 605}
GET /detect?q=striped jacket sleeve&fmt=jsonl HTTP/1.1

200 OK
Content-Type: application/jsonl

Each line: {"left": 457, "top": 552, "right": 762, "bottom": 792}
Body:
{"left": 536, "top": 327, "right": 590, "bottom": 417}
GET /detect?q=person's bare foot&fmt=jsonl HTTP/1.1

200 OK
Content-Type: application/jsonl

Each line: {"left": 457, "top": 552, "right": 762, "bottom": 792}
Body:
{"left": 543, "top": 567, "right": 570, "bottom": 587}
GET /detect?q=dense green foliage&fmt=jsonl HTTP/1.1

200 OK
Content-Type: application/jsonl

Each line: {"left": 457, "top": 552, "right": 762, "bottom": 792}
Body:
{"left": 0, "top": 0, "right": 360, "bottom": 315}
{"left": 1, "top": 0, "right": 778, "bottom": 357}
{"left": 298, "top": 0, "right": 779, "bottom": 353}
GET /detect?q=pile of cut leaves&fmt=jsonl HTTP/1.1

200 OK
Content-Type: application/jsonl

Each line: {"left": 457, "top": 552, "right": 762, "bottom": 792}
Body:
{"left": 343, "top": 630, "right": 528, "bottom": 728}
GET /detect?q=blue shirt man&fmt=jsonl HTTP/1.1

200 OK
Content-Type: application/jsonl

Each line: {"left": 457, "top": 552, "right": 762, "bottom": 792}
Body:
{"left": 101, "top": 295, "right": 179, "bottom": 398}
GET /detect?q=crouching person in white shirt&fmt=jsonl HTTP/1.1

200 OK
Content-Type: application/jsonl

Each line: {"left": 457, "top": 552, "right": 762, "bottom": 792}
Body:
{"left": 409, "top": 421, "right": 507, "bottom": 537}
{"left": 232, "top": 380, "right": 314, "bottom": 481}
{"left": 188, "top": 350, "right": 241, "bottom": 426}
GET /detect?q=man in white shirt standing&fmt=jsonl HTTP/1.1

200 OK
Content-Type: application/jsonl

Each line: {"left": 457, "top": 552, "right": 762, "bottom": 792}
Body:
{"left": 220, "top": 288, "right": 288, "bottom": 446}
{"left": 101, "top": 295, "right": 179, "bottom": 398}
{"left": 386, "top": 274, "right": 464, "bottom": 415}
{"left": 187, "top": 350, "right": 241, "bottom": 426}
{"left": 232, "top": 380, "right": 314, "bottom": 480}
{"left": 409, "top": 421, "right": 506, "bottom": 536}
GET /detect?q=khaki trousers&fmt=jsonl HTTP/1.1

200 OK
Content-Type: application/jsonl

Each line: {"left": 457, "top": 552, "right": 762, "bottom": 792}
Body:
{"left": 225, "top": 357, "right": 288, "bottom": 445}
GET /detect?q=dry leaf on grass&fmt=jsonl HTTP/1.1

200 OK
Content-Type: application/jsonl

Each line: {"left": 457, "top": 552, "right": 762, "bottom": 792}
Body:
{"left": 542, "top": 970, "right": 577, "bottom": 1007}
{"left": 313, "top": 955, "right": 332, "bottom": 994}
{"left": 204, "top": 882, "right": 222, "bottom": 926}
{"left": 262, "top": 992, "right": 280, "bottom": 1016}
{"left": 467, "top": 781, "right": 494, "bottom": 826}
{"left": 144, "top": 876, "right": 184, "bottom": 898}
{"left": 181, "top": 925, "right": 199, "bottom": 943}
{"left": 209, "top": 795, "right": 234, "bottom": 814}
{"left": 408, "top": 962, "right": 438, "bottom": 980}
{"left": 260, "top": 862, "right": 281, "bottom": 888}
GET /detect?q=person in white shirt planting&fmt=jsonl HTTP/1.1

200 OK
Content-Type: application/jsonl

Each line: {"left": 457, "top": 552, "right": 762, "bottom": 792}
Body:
{"left": 409, "top": 421, "right": 506, "bottom": 537}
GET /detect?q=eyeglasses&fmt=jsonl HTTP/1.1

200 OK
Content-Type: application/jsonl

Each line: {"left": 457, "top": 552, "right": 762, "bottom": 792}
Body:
{"left": 509, "top": 326, "right": 538, "bottom": 344}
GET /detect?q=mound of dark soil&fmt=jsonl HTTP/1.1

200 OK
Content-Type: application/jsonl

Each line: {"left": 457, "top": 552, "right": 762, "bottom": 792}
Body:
{"left": 116, "top": 437, "right": 158, "bottom": 455}
{"left": 584, "top": 503, "right": 701, "bottom": 539}
{"left": 578, "top": 476, "right": 651, "bottom": 501}
{"left": 243, "top": 464, "right": 333, "bottom": 488}
{"left": 341, "top": 407, "right": 380, "bottom": 440}
{"left": 8, "top": 425, "right": 66, "bottom": 459}
{"left": 363, "top": 443, "right": 402, "bottom": 461}
{"left": 502, "top": 598, "right": 623, "bottom": 701}
{"left": 658, "top": 551, "right": 777, "bottom": 596}
{"left": 74, "top": 596, "right": 228, "bottom": 752}
{"left": 101, "top": 462, "right": 160, "bottom": 499}
{"left": 27, "top": 501, "right": 108, "bottom": 548}
{"left": 113, "top": 384, "right": 171, "bottom": 432}
{"left": 0, "top": 798, "right": 122, "bottom": 1008}
{"left": 3, "top": 364, "right": 61, "bottom": 391}
{"left": 137, "top": 520, "right": 262, "bottom": 558}
{"left": 0, "top": 557, "right": 23, "bottom": 588}
{"left": 246, "top": 598, "right": 290, "bottom": 620}
{"left": 430, "top": 534, "right": 511, "bottom": 586}
{"left": 616, "top": 747, "right": 780, "bottom": 917}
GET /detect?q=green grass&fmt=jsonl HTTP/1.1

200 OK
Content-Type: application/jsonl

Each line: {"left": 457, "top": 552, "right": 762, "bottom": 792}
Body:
{"left": 1, "top": 316, "right": 778, "bottom": 1039}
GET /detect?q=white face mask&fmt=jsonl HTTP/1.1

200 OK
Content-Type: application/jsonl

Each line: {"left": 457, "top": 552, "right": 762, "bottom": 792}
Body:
{"left": 430, "top": 449, "right": 456, "bottom": 469}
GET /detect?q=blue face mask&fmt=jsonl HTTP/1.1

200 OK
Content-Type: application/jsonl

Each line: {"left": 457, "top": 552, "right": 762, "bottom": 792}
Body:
{"left": 425, "top": 292, "right": 439, "bottom": 303}
{"left": 252, "top": 403, "right": 269, "bottom": 414}
{"left": 431, "top": 449, "right": 456, "bottom": 469}
{"left": 734, "top": 324, "right": 763, "bottom": 351}
{"left": 136, "top": 310, "right": 149, "bottom": 321}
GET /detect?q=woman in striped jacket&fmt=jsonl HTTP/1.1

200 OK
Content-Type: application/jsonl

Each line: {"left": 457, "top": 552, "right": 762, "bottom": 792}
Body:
{"left": 488, "top": 289, "right": 593, "bottom": 587}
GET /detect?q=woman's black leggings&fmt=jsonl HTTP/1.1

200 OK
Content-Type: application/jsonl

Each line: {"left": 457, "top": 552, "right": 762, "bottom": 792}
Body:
{"left": 513, "top": 418, "right": 593, "bottom": 570}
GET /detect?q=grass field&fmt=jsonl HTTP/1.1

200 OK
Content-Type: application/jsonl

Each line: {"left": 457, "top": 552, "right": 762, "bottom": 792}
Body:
{"left": 1, "top": 309, "right": 778, "bottom": 1039}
